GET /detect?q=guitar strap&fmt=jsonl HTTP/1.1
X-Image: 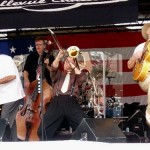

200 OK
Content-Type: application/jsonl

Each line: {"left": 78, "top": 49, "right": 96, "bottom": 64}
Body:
{"left": 143, "top": 40, "right": 150, "bottom": 53}
{"left": 139, "top": 40, "right": 150, "bottom": 62}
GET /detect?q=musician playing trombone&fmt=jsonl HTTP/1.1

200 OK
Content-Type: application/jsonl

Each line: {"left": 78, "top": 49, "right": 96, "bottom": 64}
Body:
{"left": 38, "top": 46, "right": 88, "bottom": 141}
{"left": 127, "top": 23, "right": 150, "bottom": 126}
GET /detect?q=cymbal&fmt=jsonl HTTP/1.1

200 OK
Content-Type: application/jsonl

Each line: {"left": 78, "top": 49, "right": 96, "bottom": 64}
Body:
{"left": 106, "top": 76, "right": 116, "bottom": 79}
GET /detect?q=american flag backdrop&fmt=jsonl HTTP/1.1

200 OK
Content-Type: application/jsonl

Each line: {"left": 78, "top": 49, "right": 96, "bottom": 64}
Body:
{"left": 0, "top": 37, "right": 36, "bottom": 77}
{"left": 0, "top": 31, "right": 147, "bottom": 105}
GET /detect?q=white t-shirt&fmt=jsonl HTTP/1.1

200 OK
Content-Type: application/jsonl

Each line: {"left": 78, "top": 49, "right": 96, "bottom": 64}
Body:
{"left": 0, "top": 54, "right": 25, "bottom": 104}
{"left": 133, "top": 42, "right": 145, "bottom": 56}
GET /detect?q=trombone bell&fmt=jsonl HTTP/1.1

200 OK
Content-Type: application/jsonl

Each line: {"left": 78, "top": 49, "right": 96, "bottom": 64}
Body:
{"left": 67, "top": 46, "right": 80, "bottom": 58}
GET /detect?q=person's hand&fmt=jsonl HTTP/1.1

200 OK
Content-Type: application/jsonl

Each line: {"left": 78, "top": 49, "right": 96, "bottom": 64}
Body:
{"left": 52, "top": 50, "right": 66, "bottom": 68}
{"left": 57, "top": 50, "right": 65, "bottom": 60}
{"left": 69, "top": 62, "right": 81, "bottom": 74}
{"left": 44, "top": 58, "right": 49, "bottom": 66}
{"left": 127, "top": 57, "right": 136, "bottom": 69}
{"left": 69, "top": 62, "right": 75, "bottom": 70}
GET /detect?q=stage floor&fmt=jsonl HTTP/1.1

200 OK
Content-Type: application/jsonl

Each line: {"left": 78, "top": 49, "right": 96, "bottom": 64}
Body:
{"left": 0, "top": 140, "right": 149, "bottom": 150}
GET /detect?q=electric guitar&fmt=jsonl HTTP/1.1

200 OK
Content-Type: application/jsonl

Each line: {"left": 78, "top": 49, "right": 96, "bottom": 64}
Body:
{"left": 133, "top": 41, "right": 150, "bottom": 81}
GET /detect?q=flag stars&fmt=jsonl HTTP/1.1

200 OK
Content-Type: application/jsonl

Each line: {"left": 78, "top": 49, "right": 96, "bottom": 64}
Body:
{"left": 28, "top": 45, "right": 34, "bottom": 52}
{"left": 10, "top": 46, "right": 16, "bottom": 53}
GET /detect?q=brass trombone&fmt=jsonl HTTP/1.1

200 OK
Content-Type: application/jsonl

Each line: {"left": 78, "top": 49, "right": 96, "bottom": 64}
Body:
{"left": 48, "top": 28, "right": 80, "bottom": 58}
{"left": 67, "top": 46, "right": 80, "bottom": 58}
{"left": 47, "top": 28, "right": 86, "bottom": 69}
{"left": 47, "top": 28, "right": 63, "bottom": 52}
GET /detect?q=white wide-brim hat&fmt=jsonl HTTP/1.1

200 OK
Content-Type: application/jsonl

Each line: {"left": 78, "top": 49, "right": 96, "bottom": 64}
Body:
{"left": 141, "top": 23, "right": 150, "bottom": 40}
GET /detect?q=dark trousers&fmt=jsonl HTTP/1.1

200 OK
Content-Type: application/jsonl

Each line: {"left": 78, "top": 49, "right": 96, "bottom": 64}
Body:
{"left": 38, "top": 95, "right": 86, "bottom": 141}
{"left": 1, "top": 99, "right": 23, "bottom": 141}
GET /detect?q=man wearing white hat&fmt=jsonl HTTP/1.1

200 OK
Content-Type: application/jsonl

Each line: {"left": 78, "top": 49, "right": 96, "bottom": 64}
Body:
{"left": 127, "top": 23, "right": 150, "bottom": 126}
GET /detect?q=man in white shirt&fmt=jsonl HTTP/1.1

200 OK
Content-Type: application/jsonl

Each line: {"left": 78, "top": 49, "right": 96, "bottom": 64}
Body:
{"left": 127, "top": 23, "right": 150, "bottom": 126}
{"left": 0, "top": 54, "right": 25, "bottom": 141}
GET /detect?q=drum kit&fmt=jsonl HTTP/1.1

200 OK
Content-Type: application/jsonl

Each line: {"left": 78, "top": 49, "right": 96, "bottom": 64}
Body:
{"left": 79, "top": 65, "right": 104, "bottom": 118}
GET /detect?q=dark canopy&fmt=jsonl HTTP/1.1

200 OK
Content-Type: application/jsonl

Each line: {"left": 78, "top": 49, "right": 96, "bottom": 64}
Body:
{"left": 0, "top": 0, "right": 138, "bottom": 29}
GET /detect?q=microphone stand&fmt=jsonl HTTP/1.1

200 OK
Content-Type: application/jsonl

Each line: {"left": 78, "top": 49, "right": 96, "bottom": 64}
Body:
{"left": 38, "top": 51, "right": 45, "bottom": 141}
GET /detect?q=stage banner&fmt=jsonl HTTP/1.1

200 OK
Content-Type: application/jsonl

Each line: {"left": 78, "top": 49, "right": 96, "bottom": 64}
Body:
{"left": 0, "top": 0, "right": 138, "bottom": 29}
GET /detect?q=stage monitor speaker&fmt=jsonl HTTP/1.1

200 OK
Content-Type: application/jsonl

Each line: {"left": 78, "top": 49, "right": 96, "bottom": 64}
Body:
{"left": 71, "top": 118, "right": 126, "bottom": 143}
{"left": 0, "top": 118, "right": 12, "bottom": 141}
{"left": 123, "top": 109, "right": 146, "bottom": 137}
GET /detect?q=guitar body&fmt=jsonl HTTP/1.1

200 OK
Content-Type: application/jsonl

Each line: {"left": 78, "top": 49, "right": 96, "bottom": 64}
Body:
{"left": 133, "top": 42, "right": 150, "bottom": 81}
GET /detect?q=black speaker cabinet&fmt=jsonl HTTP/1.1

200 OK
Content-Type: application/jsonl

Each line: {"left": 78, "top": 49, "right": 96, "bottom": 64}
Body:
{"left": 71, "top": 118, "right": 126, "bottom": 143}
{"left": 123, "top": 109, "right": 146, "bottom": 137}
{"left": 0, "top": 118, "right": 12, "bottom": 141}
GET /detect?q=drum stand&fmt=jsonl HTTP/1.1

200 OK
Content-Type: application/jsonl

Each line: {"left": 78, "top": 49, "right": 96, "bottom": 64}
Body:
{"left": 90, "top": 77, "right": 103, "bottom": 118}
{"left": 107, "top": 76, "right": 115, "bottom": 97}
